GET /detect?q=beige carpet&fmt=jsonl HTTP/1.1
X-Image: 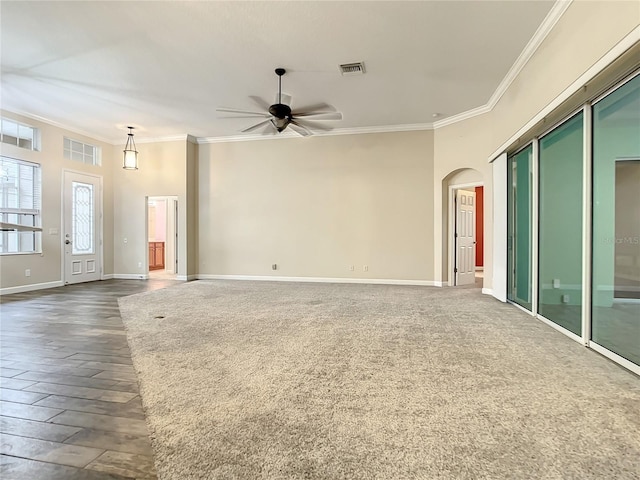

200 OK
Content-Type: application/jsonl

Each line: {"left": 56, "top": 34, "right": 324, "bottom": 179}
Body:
{"left": 118, "top": 281, "right": 640, "bottom": 480}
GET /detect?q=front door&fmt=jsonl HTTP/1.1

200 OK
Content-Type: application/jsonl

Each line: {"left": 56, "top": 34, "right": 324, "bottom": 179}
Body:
{"left": 64, "top": 171, "right": 101, "bottom": 285}
{"left": 455, "top": 189, "right": 476, "bottom": 285}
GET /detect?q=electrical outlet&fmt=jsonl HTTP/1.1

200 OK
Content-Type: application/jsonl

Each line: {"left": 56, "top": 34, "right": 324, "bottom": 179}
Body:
{"left": 138, "top": 262, "right": 142, "bottom": 268}
{"left": 25, "top": 269, "right": 31, "bottom": 277}
{"left": 272, "top": 264, "right": 277, "bottom": 270}
{"left": 363, "top": 265, "right": 368, "bottom": 272}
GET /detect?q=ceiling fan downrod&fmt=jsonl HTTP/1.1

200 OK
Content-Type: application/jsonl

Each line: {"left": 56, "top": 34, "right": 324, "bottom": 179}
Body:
{"left": 269, "top": 68, "right": 292, "bottom": 131}
{"left": 275, "top": 68, "right": 285, "bottom": 104}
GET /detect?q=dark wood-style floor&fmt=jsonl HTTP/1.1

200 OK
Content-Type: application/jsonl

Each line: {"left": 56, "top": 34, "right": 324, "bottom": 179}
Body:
{"left": 0, "top": 279, "right": 179, "bottom": 480}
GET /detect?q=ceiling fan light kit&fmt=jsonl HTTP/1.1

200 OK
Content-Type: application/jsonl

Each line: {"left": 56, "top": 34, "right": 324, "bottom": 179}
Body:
{"left": 217, "top": 68, "right": 343, "bottom": 137}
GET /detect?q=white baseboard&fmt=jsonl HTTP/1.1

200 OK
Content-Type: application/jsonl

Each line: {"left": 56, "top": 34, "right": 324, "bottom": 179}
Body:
{"left": 102, "top": 274, "right": 114, "bottom": 280}
{"left": 0, "top": 280, "right": 64, "bottom": 296}
{"left": 197, "top": 274, "right": 440, "bottom": 287}
{"left": 112, "top": 274, "right": 149, "bottom": 280}
{"left": 176, "top": 275, "right": 198, "bottom": 281}
{"left": 482, "top": 288, "right": 494, "bottom": 296}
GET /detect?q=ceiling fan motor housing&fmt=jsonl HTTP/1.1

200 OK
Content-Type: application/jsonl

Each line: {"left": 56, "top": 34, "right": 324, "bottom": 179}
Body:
{"left": 269, "top": 103, "right": 292, "bottom": 131}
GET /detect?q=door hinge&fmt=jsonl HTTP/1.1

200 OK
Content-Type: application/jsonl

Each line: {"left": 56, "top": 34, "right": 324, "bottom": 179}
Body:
{"left": 454, "top": 268, "right": 458, "bottom": 273}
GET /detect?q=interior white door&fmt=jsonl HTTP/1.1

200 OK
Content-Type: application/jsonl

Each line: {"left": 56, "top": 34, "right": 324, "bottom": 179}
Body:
{"left": 455, "top": 189, "right": 476, "bottom": 285}
{"left": 64, "top": 171, "right": 101, "bottom": 285}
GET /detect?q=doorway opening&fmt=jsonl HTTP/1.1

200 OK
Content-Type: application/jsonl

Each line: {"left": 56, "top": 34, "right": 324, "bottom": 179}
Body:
{"left": 448, "top": 180, "right": 484, "bottom": 288}
{"left": 147, "top": 196, "right": 178, "bottom": 280}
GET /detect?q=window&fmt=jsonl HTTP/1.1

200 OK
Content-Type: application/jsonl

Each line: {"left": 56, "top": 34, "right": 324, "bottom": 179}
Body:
{"left": 0, "top": 117, "right": 39, "bottom": 151}
{"left": 0, "top": 157, "right": 42, "bottom": 254}
{"left": 64, "top": 137, "right": 101, "bottom": 166}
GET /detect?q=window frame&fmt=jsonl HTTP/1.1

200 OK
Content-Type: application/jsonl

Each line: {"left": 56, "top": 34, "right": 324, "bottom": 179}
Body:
{"left": 63, "top": 137, "right": 102, "bottom": 166}
{"left": 0, "top": 117, "right": 40, "bottom": 151}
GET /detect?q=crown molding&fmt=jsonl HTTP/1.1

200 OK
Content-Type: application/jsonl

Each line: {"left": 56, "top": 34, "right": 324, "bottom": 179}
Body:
{"left": 431, "top": 104, "right": 492, "bottom": 129}
{"left": 432, "top": 0, "right": 572, "bottom": 130}
{"left": 196, "top": 122, "right": 434, "bottom": 144}
{"left": 486, "top": 0, "right": 573, "bottom": 110}
{"left": 487, "top": 24, "right": 640, "bottom": 163}
{"left": 133, "top": 134, "right": 193, "bottom": 145}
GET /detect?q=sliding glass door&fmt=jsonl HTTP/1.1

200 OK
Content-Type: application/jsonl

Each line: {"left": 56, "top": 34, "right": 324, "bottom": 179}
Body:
{"left": 591, "top": 73, "right": 640, "bottom": 366}
{"left": 505, "top": 71, "right": 639, "bottom": 371}
{"left": 538, "top": 112, "right": 584, "bottom": 336}
{"left": 507, "top": 145, "right": 533, "bottom": 310}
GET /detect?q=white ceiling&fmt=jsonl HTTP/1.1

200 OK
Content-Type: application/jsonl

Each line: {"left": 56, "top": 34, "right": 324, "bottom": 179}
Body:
{"left": 1, "top": 1, "right": 557, "bottom": 143}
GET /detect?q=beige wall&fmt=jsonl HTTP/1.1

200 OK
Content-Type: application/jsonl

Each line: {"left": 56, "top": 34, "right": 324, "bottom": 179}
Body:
{"left": 434, "top": 114, "right": 494, "bottom": 286}
{"left": 112, "top": 139, "right": 191, "bottom": 278}
{"left": 489, "top": 0, "right": 639, "bottom": 156}
{"left": 0, "top": 111, "right": 114, "bottom": 290}
{"left": 186, "top": 140, "right": 199, "bottom": 277}
{"left": 198, "top": 131, "right": 435, "bottom": 281}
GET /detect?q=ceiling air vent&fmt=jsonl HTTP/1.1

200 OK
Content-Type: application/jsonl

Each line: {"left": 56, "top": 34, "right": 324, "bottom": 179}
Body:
{"left": 339, "top": 62, "right": 365, "bottom": 76}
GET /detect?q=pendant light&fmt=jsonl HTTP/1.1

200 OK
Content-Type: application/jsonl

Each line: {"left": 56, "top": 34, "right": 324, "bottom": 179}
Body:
{"left": 123, "top": 126, "right": 138, "bottom": 170}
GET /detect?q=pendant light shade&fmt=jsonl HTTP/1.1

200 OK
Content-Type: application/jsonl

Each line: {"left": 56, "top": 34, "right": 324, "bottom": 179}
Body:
{"left": 123, "top": 126, "right": 138, "bottom": 170}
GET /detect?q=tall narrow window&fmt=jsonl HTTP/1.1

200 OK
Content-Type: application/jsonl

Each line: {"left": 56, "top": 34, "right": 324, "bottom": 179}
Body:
{"left": 0, "top": 157, "right": 42, "bottom": 254}
{"left": 538, "top": 112, "right": 584, "bottom": 336}
{"left": 592, "top": 73, "right": 640, "bottom": 366}
{"left": 507, "top": 144, "right": 533, "bottom": 310}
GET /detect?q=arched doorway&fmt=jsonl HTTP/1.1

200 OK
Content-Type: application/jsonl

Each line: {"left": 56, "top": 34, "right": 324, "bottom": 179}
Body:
{"left": 443, "top": 168, "right": 484, "bottom": 288}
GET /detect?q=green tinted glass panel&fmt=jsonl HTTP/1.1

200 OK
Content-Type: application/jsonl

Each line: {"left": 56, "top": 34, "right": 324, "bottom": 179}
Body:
{"left": 592, "top": 74, "right": 640, "bottom": 366}
{"left": 538, "top": 112, "right": 583, "bottom": 335}
{"left": 507, "top": 145, "right": 532, "bottom": 310}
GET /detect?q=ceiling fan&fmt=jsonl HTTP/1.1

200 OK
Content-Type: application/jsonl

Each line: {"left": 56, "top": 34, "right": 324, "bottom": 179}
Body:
{"left": 216, "top": 68, "right": 343, "bottom": 137}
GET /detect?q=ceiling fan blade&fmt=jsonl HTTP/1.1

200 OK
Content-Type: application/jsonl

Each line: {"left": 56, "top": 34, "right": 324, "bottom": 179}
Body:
{"left": 216, "top": 107, "right": 270, "bottom": 117}
{"left": 248, "top": 96, "right": 271, "bottom": 111}
{"left": 218, "top": 115, "right": 273, "bottom": 119}
{"left": 289, "top": 121, "right": 312, "bottom": 137}
{"left": 262, "top": 122, "right": 277, "bottom": 135}
{"left": 274, "top": 93, "right": 292, "bottom": 106}
{"left": 292, "top": 103, "right": 335, "bottom": 115}
{"left": 241, "top": 119, "right": 272, "bottom": 133}
{"left": 292, "top": 119, "right": 334, "bottom": 132}
{"left": 294, "top": 111, "right": 343, "bottom": 120}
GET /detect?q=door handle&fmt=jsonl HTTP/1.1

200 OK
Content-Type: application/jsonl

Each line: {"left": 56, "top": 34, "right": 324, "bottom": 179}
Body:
{"left": 65, "top": 239, "right": 72, "bottom": 245}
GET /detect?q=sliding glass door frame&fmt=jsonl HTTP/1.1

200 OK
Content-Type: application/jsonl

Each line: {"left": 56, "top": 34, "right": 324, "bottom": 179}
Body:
{"left": 581, "top": 103, "right": 592, "bottom": 348}
{"left": 533, "top": 107, "right": 586, "bottom": 343}
{"left": 531, "top": 139, "right": 539, "bottom": 320}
